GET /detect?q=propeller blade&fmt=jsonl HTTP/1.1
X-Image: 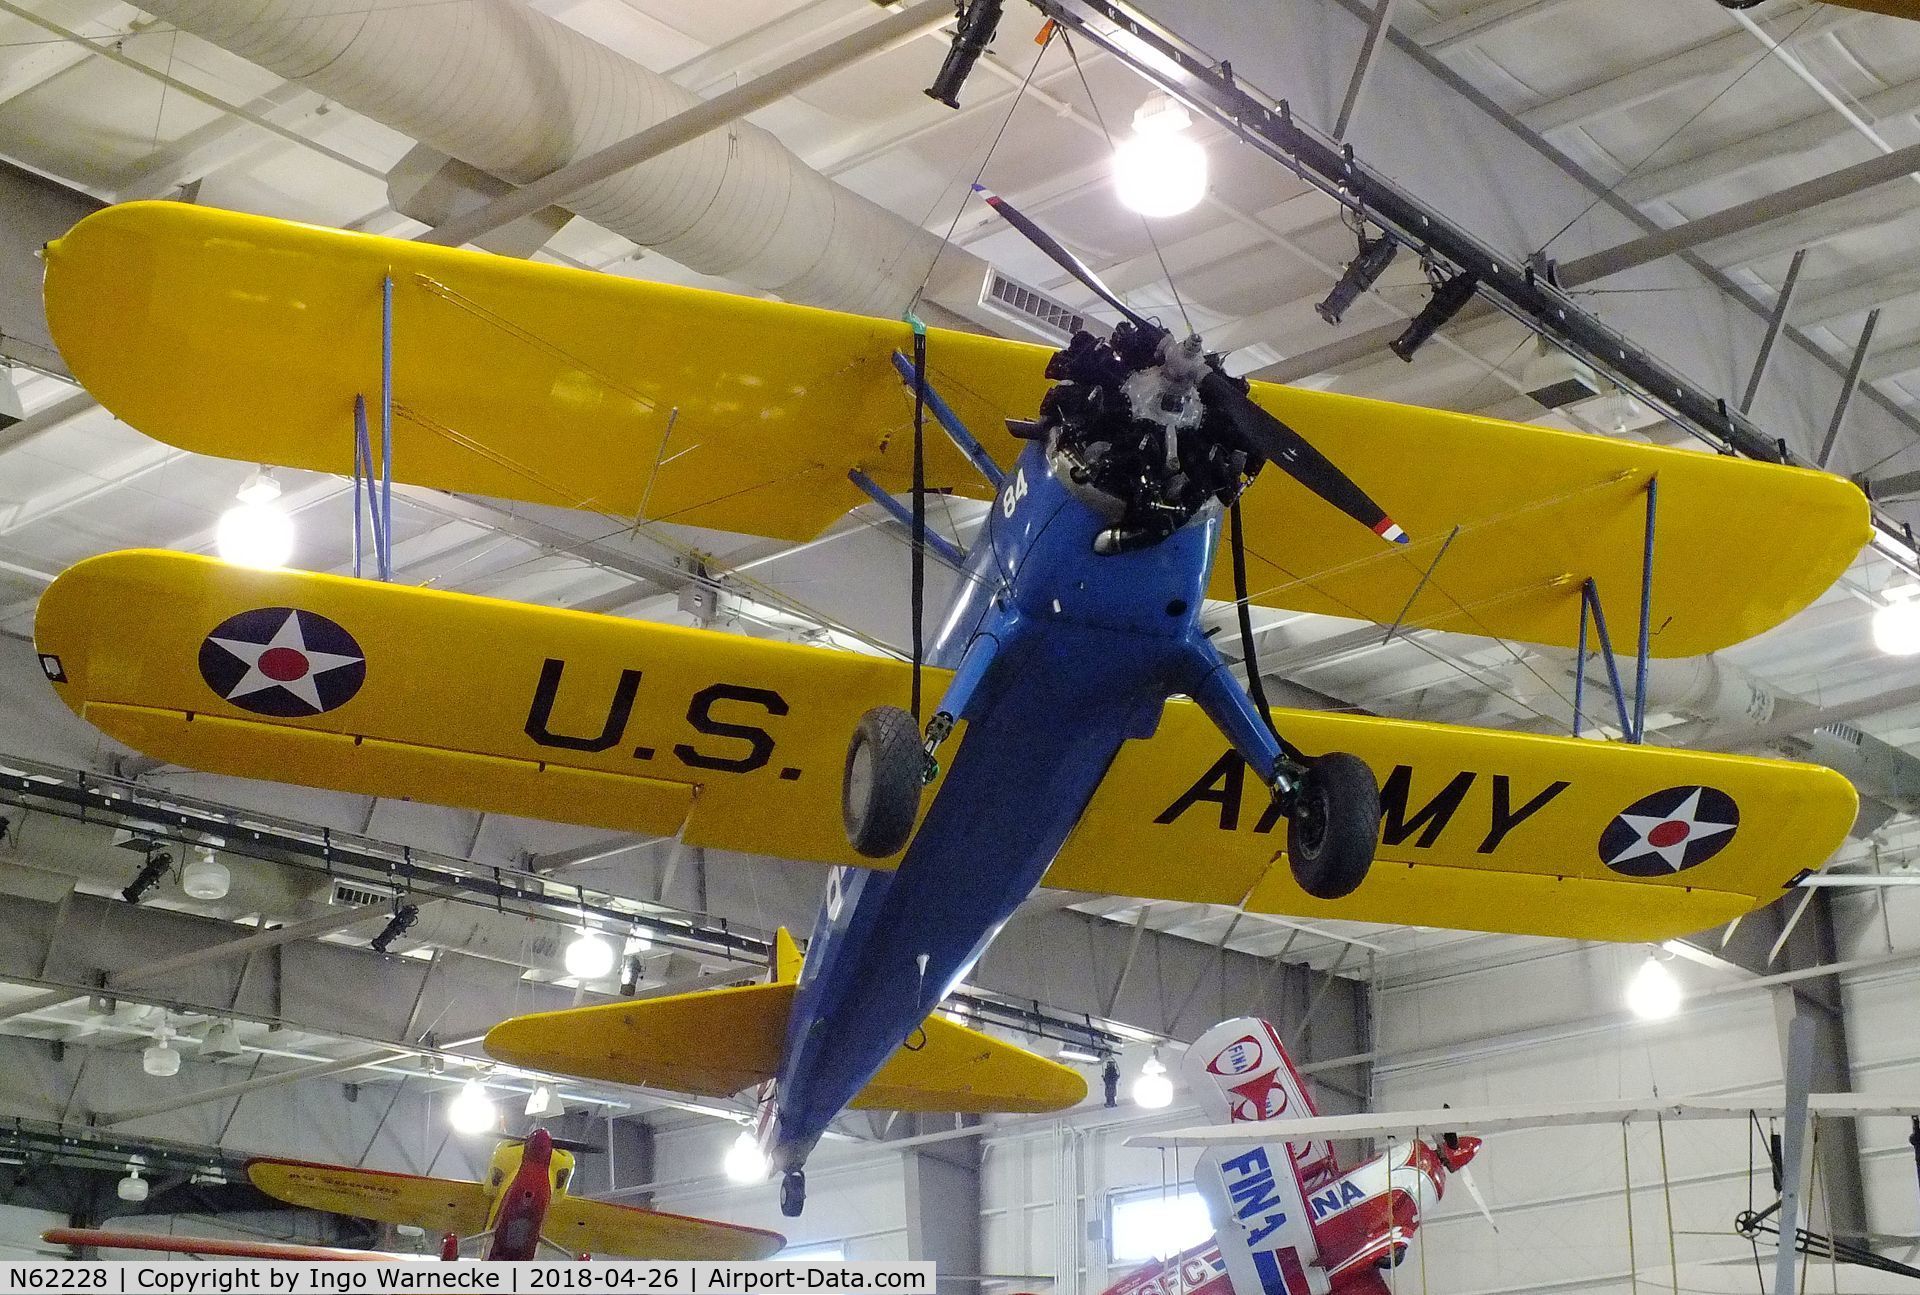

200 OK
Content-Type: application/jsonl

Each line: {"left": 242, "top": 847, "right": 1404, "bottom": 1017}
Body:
{"left": 508, "top": 1134, "right": 605, "bottom": 1156}
{"left": 1197, "top": 370, "right": 1408, "bottom": 545}
{"left": 976, "top": 184, "right": 1405, "bottom": 547}
{"left": 971, "top": 185, "right": 1156, "bottom": 333}
{"left": 1455, "top": 1165, "right": 1499, "bottom": 1234}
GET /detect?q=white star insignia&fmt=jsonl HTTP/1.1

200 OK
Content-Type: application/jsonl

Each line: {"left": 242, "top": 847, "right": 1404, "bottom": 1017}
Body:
{"left": 1608, "top": 788, "right": 1737, "bottom": 872}
{"left": 207, "top": 611, "right": 362, "bottom": 713}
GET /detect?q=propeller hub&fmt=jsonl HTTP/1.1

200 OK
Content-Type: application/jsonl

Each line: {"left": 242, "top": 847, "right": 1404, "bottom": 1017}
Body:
{"left": 1436, "top": 1133, "right": 1482, "bottom": 1172}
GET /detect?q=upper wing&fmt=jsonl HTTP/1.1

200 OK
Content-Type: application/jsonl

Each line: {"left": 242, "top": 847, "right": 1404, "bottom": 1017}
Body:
{"left": 42, "top": 200, "right": 1035, "bottom": 543}
{"left": 542, "top": 1198, "right": 783, "bottom": 1261}
{"left": 38, "top": 550, "right": 1854, "bottom": 941}
{"left": 1049, "top": 698, "right": 1857, "bottom": 942}
{"left": 42, "top": 1228, "right": 393, "bottom": 1260}
{"left": 46, "top": 202, "right": 1863, "bottom": 656}
{"left": 1127, "top": 1093, "right": 1920, "bottom": 1146}
{"left": 1224, "top": 386, "right": 1869, "bottom": 657}
{"left": 248, "top": 1159, "right": 494, "bottom": 1235}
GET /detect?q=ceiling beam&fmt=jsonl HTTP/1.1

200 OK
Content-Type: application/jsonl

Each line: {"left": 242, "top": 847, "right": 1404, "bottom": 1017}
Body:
{"left": 1560, "top": 139, "right": 1920, "bottom": 286}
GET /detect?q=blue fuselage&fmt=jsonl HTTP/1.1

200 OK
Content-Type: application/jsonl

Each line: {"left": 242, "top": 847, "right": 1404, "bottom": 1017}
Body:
{"left": 763, "top": 442, "right": 1280, "bottom": 1171}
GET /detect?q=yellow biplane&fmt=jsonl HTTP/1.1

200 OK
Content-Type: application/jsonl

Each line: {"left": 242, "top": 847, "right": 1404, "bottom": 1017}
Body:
{"left": 47, "top": 1129, "right": 782, "bottom": 1260}
{"left": 34, "top": 200, "right": 1864, "bottom": 1216}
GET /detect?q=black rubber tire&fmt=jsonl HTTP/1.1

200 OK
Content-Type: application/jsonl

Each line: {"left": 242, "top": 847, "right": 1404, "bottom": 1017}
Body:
{"left": 780, "top": 1169, "right": 806, "bottom": 1219}
{"left": 1287, "top": 752, "right": 1380, "bottom": 901}
{"left": 842, "top": 705, "right": 924, "bottom": 858}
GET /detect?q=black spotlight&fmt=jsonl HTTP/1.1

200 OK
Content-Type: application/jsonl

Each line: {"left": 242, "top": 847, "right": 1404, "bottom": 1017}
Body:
{"left": 925, "top": 0, "right": 1004, "bottom": 109}
{"left": 371, "top": 903, "right": 420, "bottom": 954}
{"left": 1316, "top": 233, "right": 1398, "bottom": 326}
{"left": 1101, "top": 1058, "right": 1120, "bottom": 1109}
{"left": 121, "top": 850, "right": 173, "bottom": 904}
{"left": 1390, "top": 269, "right": 1479, "bottom": 362}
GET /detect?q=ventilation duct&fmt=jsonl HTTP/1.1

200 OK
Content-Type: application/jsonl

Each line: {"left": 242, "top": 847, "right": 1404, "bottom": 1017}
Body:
{"left": 137, "top": 0, "right": 982, "bottom": 317}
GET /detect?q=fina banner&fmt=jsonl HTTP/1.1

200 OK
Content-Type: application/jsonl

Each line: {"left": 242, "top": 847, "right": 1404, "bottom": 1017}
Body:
{"left": 0, "top": 1262, "right": 934, "bottom": 1294}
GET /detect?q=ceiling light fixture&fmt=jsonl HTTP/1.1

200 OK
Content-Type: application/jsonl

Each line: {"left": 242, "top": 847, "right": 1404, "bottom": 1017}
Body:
{"left": 564, "top": 929, "right": 615, "bottom": 981}
{"left": 1872, "top": 589, "right": 1920, "bottom": 657}
{"left": 143, "top": 1023, "right": 181, "bottom": 1078}
{"left": 1625, "top": 952, "right": 1683, "bottom": 1021}
{"left": 448, "top": 1079, "right": 497, "bottom": 1135}
{"left": 1132, "top": 1049, "right": 1174, "bottom": 1109}
{"left": 1114, "top": 94, "right": 1208, "bottom": 219}
{"left": 180, "top": 845, "right": 230, "bottom": 900}
{"left": 723, "top": 1130, "right": 769, "bottom": 1184}
{"left": 116, "top": 1165, "right": 149, "bottom": 1203}
{"left": 524, "top": 1085, "right": 560, "bottom": 1119}
{"left": 216, "top": 468, "right": 295, "bottom": 570}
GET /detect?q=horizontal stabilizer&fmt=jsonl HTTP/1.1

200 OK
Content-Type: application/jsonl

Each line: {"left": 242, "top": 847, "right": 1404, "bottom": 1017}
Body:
{"left": 486, "top": 981, "right": 795, "bottom": 1099}
{"left": 487, "top": 934, "right": 1082, "bottom": 1114}
{"left": 852, "top": 1011, "right": 1086, "bottom": 1114}
{"left": 248, "top": 1159, "right": 493, "bottom": 1234}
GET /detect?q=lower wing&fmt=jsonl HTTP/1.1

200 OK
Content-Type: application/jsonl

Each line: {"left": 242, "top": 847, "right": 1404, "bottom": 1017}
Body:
{"left": 543, "top": 1198, "right": 783, "bottom": 1261}
{"left": 247, "top": 1159, "right": 494, "bottom": 1235}
{"left": 38, "top": 551, "right": 1855, "bottom": 941}
{"left": 42, "top": 1228, "right": 394, "bottom": 1261}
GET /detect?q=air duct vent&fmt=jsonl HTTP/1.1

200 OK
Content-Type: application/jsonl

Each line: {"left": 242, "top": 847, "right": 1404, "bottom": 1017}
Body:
{"left": 979, "top": 268, "right": 1086, "bottom": 343}
{"left": 329, "top": 878, "right": 398, "bottom": 908}
{"left": 1820, "top": 722, "right": 1865, "bottom": 748}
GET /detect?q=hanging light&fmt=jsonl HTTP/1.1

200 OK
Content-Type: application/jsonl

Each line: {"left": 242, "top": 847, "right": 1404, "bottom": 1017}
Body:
{"left": 1132, "top": 1049, "right": 1174, "bottom": 1109}
{"left": 143, "top": 1023, "right": 180, "bottom": 1078}
{"left": 1625, "top": 952, "right": 1683, "bottom": 1021}
{"left": 1114, "top": 95, "right": 1208, "bottom": 218}
{"left": 117, "top": 1166, "right": 149, "bottom": 1203}
{"left": 448, "top": 1079, "right": 498, "bottom": 1135}
{"left": 180, "top": 845, "right": 230, "bottom": 900}
{"left": 216, "top": 469, "right": 295, "bottom": 570}
{"left": 723, "top": 1130, "right": 769, "bottom": 1184}
{"left": 564, "top": 929, "right": 616, "bottom": 981}
{"left": 1872, "top": 590, "right": 1920, "bottom": 656}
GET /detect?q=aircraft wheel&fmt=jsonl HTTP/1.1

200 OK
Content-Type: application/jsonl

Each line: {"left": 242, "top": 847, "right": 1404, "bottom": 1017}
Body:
{"left": 1286, "top": 752, "right": 1380, "bottom": 901}
{"left": 780, "top": 1169, "right": 806, "bottom": 1218}
{"left": 842, "top": 706, "right": 924, "bottom": 858}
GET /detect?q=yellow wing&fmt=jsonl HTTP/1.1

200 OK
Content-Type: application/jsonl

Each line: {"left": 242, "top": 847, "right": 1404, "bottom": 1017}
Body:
{"left": 37, "top": 550, "right": 1856, "bottom": 941}
{"left": 247, "top": 1159, "right": 493, "bottom": 1235}
{"left": 36, "top": 548, "right": 906, "bottom": 866}
{"left": 44, "top": 202, "right": 1865, "bottom": 655}
{"left": 1050, "top": 704, "right": 1857, "bottom": 943}
{"left": 543, "top": 1198, "right": 784, "bottom": 1262}
{"left": 484, "top": 927, "right": 1084, "bottom": 1115}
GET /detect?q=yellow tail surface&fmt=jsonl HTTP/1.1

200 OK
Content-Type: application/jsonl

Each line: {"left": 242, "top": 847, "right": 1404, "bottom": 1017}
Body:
{"left": 485, "top": 929, "right": 1085, "bottom": 1114}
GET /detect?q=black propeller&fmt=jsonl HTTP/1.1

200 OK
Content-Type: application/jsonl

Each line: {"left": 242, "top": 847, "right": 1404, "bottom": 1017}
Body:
{"left": 974, "top": 185, "right": 1408, "bottom": 546}
{"left": 508, "top": 1133, "right": 604, "bottom": 1156}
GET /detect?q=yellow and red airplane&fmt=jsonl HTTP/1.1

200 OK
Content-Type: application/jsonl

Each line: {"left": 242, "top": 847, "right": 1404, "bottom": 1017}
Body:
{"left": 33, "top": 201, "right": 1864, "bottom": 1216}
{"left": 45, "top": 1129, "right": 783, "bottom": 1261}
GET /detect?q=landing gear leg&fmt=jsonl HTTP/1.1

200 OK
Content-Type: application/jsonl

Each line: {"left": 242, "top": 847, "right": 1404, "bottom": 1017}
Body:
{"left": 1186, "top": 654, "right": 1381, "bottom": 901}
{"left": 780, "top": 1169, "right": 806, "bottom": 1218}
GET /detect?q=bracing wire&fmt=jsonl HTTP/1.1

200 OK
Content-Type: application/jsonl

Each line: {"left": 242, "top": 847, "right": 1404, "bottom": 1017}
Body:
{"left": 1536, "top": 5, "right": 1825, "bottom": 257}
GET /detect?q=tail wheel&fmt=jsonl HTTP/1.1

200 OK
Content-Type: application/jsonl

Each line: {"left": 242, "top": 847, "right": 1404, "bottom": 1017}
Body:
{"left": 842, "top": 706, "right": 925, "bottom": 858}
{"left": 780, "top": 1169, "right": 806, "bottom": 1218}
{"left": 1287, "top": 752, "right": 1380, "bottom": 900}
